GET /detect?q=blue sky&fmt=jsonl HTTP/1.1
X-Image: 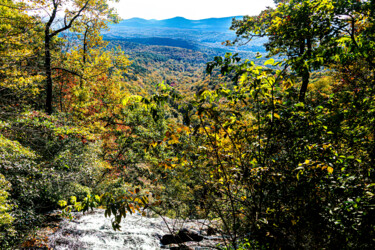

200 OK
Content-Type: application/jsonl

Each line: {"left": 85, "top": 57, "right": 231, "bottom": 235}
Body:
{"left": 111, "top": 0, "right": 275, "bottom": 20}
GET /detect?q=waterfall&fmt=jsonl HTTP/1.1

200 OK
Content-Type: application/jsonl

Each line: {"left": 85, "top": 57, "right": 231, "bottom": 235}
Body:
{"left": 49, "top": 209, "right": 167, "bottom": 249}
{"left": 48, "top": 209, "right": 220, "bottom": 249}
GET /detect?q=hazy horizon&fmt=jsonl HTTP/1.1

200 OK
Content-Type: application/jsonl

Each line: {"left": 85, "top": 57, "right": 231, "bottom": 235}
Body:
{"left": 120, "top": 16, "right": 244, "bottom": 21}
{"left": 110, "top": 0, "right": 275, "bottom": 20}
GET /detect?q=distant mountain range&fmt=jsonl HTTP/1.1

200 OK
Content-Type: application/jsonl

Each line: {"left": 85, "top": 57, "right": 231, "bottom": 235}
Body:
{"left": 114, "top": 16, "right": 243, "bottom": 32}
{"left": 103, "top": 16, "right": 267, "bottom": 59}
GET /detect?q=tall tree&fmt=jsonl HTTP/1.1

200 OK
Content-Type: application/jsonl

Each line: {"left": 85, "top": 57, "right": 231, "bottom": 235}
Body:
{"left": 230, "top": 0, "right": 336, "bottom": 101}
{"left": 31, "top": 0, "right": 120, "bottom": 114}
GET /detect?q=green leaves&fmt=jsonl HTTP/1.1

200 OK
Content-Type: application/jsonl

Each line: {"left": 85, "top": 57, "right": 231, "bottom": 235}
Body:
{"left": 0, "top": 174, "right": 13, "bottom": 229}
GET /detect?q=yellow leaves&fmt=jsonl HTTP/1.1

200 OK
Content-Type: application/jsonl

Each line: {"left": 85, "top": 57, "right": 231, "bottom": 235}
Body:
{"left": 264, "top": 58, "right": 275, "bottom": 66}
{"left": 297, "top": 159, "right": 334, "bottom": 175}
{"left": 101, "top": 160, "right": 113, "bottom": 169}
{"left": 176, "top": 125, "right": 190, "bottom": 135}
{"left": 0, "top": 0, "right": 44, "bottom": 98}
{"left": 283, "top": 78, "right": 294, "bottom": 90}
{"left": 127, "top": 203, "right": 136, "bottom": 214}
{"left": 307, "top": 143, "right": 331, "bottom": 152}
{"left": 159, "top": 162, "right": 174, "bottom": 170}
{"left": 239, "top": 72, "right": 249, "bottom": 85}
{"left": 327, "top": 167, "right": 334, "bottom": 174}
{"left": 121, "top": 95, "right": 142, "bottom": 106}
{"left": 318, "top": 164, "right": 333, "bottom": 174}
{"left": 272, "top": 16, "right": 283, "bottom": 27}
{"left": 198, "top": 127, "right": 206, "bottom": 134}
{"left": 0, "top": 134, "right": 37, "bottom": 159}
{"left": 307, "top": 144, "right": 315, "bottom": 150}
{"left": 70, "top": 196, "right": 77, "bottom": 204}
{"left": 164, "top": 125, "right": 191, "bottom": 145}
{"left": 57, "top": 200, "right": 67, "bottom": 208}
{"left": 133, "top": 197, "right": 142, "bottom": 204}
{"left": 169, "top": 134, "right": 179, "bottom": 144}
{"left": 218, "top": 178, "right": 224, "bottom": 184}
{"left": 164, "top": 130, "right": 179, "bottom": 144}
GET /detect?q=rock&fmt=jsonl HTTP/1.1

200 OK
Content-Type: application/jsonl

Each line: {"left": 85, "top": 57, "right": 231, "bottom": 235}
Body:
{"left": 205, "top": 226, "right": 216, "bottom": 236}
{"left": 159, "top": 228, "right": 204, "bottom": 245}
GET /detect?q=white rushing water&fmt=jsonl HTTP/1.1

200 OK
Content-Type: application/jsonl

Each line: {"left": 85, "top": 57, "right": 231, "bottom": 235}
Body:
{"left": 49, "top": 210, "right": 166, "bottom": 249}
{"left": 48, "top": 209, "right": 219, "bottom": 249}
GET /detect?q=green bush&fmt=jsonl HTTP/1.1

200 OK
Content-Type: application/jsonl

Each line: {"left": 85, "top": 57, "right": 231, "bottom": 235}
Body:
{"left": 0, "top": 112, "right": 107, "bottom": 246}
{"left": 0, "top": 173, "right": 14, "bottom": 245}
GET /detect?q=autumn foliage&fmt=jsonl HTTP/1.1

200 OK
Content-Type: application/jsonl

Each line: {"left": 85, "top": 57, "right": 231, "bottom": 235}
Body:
{"left": 1, "top": 0, "right": 375, "bottom": 249}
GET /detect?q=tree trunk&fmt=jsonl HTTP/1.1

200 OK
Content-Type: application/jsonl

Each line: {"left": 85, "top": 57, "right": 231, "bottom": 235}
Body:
{"left": 299, "top": 69, "right": 310, "bottom": 102}
{"left": 45, "top": 33, "right": 53, "bottom": 114}
{"left": 42, "top": 0, "right": 88, "bottom": 114}
{"left": 298, "top": 37, "right": 311, "bottom": 102}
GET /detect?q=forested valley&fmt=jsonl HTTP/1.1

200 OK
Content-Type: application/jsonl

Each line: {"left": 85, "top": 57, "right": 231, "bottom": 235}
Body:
{"left": 1, "top": 0, "right": 374, "bottom": 249}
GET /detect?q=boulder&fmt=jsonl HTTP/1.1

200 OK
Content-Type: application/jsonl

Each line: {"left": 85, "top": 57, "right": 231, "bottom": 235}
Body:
{"left": 159, "top": 228, "right": 204, "bottom": 245}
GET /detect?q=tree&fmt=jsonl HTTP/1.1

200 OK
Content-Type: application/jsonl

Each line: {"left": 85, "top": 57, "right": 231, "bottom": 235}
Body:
{"left": 136, "top": 1, "right": 375, "bottom": 248}
{"left": 230, "top": 0, "right": 336, "bottom": 101}
{"left": 0, "top": 0, "right": 44, "bottom": 108}
{"left": 331, "top": 0, "right": 375, "bottom": 71}
{"left": 30, "top": 0, "right": 120, "bottom": 114}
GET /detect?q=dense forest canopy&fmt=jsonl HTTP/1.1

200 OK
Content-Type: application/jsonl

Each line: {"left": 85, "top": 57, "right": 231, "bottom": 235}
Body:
{"left": 1, "top": 0, "right": 374, "bottom": 249}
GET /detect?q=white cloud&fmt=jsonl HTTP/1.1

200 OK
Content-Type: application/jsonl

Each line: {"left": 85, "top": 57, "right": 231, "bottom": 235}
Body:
{"left": 111, "top": 0, "right": 275, "bottom": 20}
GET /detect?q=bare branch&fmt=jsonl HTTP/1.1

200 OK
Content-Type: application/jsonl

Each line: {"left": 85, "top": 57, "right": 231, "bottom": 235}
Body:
{"left": 49, "top": 1, "right": 90, "bottom": 38}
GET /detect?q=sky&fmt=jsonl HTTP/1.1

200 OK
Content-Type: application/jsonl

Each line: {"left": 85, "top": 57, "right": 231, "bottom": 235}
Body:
{"left": 111, "top": 0, "right": 275, "bottom": 20}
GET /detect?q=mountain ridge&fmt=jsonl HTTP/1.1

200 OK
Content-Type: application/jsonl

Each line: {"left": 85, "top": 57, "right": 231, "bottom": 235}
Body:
{"left": 114, "top": 16, "right": 243, "bottom": 32}
{"left": 104, "top": 15, "right": 266, "bottom": 58}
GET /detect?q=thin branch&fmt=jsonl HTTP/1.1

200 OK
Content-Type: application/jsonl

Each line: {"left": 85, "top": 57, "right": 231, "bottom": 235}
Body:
{"left": 49, "top": 1, "right": 90, "bottom": 38}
